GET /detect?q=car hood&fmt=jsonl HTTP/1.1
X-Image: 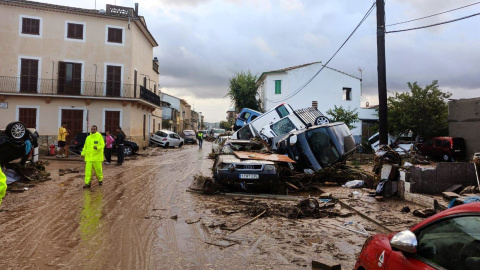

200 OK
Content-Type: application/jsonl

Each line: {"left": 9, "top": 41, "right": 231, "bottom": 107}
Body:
{"left": 217, "top": 154, "right": 274, "bottom": 165}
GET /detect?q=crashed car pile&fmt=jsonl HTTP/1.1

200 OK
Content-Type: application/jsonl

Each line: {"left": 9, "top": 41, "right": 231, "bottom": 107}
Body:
{"left": 0, "top": 121, "right": 39, "bottom": 166}
{"left": 211, "top": 103, "right": 358, "bottom": 193}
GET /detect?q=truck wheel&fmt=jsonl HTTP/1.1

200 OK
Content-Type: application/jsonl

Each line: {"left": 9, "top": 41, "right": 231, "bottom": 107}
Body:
{"left": 6, "top": 121, "right": 27, "bottom": 140}
{"left": 442, "top": 153, "right": 451, "bottom": 162}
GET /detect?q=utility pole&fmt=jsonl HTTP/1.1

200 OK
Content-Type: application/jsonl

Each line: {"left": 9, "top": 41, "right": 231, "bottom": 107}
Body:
{"left": 376, "top": 0, "right": 388, "bottom": 145}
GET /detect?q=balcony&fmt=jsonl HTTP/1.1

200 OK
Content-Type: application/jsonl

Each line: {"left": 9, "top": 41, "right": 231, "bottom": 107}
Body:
{"left": 0, "top": 76, "right": 160, "bottom": 106}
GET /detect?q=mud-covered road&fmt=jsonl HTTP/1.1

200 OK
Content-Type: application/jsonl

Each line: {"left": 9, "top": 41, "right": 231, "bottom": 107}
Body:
{"left": 0, "top": 142, "right": 423, "bottom": 269}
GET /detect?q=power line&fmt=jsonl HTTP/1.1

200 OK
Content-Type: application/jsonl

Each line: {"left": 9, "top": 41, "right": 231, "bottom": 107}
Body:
{"left": 386, "top": 1, "right": 480, "bottom": 27}
{"left": 386, "top": 12, "right": 480, "bottom": 34}
{"left": 267, "top": 3, "right": 376, "bottom": 104}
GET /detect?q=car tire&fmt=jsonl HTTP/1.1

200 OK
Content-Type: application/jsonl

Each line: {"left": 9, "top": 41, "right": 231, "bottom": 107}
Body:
{"left": 179, "top": 142, "right": 183, "bottom": 148}
{"left": 442, "top": 153, "right": 451, "bottom": 162}
{"left": 6, "top": 121, "right": 27, "bottom": 140}
{"left": 124, "top": 145, "right": 133, "bottom": 156}
{"left": 163, "top": 142, "right": 169, "bottom": 148}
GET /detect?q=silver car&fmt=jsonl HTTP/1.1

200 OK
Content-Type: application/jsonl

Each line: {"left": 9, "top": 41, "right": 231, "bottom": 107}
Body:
{"left": 150, "top": 130, "right": 184, "bottom": 148}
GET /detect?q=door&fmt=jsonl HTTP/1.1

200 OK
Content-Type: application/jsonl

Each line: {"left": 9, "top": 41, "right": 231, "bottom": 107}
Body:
{"left": 105, "top": 111, "right": 120, "bottom": 133}
{"left": 61, "top": 109, "right": 84, "bottom": 145}
{"left": 134, "top": 70, "right": 137, "bottom": 98}
{"left": 143, "top": 114, "right": 146, "bottom": 141}
{"left": 106, "top": 65, "right": 121, "bottom": 97}
{"left": 20, "top": 59, "right": 38, "bottom": 93}
{"left": 19, "top": 108, "right": 37, "bottom": 129}
{"left": 58, "top": 62, "right": 82, "bottom": 95}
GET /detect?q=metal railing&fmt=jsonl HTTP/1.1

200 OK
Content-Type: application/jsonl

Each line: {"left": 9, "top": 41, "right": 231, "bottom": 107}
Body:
{"left": 0, "top": 76, "right": 160, "bottom": 106}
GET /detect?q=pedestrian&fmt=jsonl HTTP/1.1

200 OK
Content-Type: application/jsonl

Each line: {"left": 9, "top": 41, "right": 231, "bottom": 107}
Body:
{"left": 104, "top": 131, "right": 114, "bottom": 165}
{"left": 81, "top": 125, "right": 105, "bottom": 188}
{"left": 115, "top": 127, "right": 125, "bottom": 166}
{"left": 197, "top": 130, "right": 204, "bottom": 149}
{"left": 0, "top": 167, "right": 6, "bottom": 207}
{"left": 57, "top": 122, "right": 69, "bottom": 158}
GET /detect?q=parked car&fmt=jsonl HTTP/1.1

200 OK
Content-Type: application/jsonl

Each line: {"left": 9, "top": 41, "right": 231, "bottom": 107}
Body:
{"left": 0, "top": 121, "right": 39, "bottom": 165}
{"left": 473, "top": 152, "right": 480, "bottom": 163}
{"left": 234, "top": 108, "right": 261, "bottom": 131}
{"left": 209, "top": 128, "right": 226, "bottom": 138}
{"left": 149, "top": 130, "right": 184, "bottom": 148}
{"left": 71, "top": 132, "right": 139, "bottom": 156}
{"left": 214, "top": 139, "right": 281, "bottom": 192}
{"left": 212, "top": 135, "right": 230, "bottom": 154}
{"left": 354, "top": 202, "right": 480, "bottom": 270}
{"left": 276, "top": 122, "right": 356, "bottom": 172}
{"left": 417, "top": 136, "right": 466, "bottom": 161}
{"left": 182, "top": 130, "right": 197, "bottom": 144}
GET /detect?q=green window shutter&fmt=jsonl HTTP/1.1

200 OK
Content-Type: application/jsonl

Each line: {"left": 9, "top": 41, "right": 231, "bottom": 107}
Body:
{"left": 275, "top": 80, "right": 281, "bottom": 94}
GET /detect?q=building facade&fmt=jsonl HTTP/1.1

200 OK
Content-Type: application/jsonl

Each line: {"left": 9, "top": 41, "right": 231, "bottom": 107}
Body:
{"left": 257, "top": 62, "right": 376, "bottom": 142}
{"left": 448, "top": 97, "right": 480, "bottom": 158}
{"left": 0, "top": 1, "right": 162, "bottom": 149}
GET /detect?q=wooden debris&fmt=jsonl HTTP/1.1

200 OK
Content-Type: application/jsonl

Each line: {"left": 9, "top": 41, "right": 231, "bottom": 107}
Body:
{"left": 312, "top": 258, "right": 342, "bottom": 270}
{"left": 442, "top": 192, "right": 460, "bottom": 201}
{"left": 221, "top": 209, "right": 267, "bottom": 232}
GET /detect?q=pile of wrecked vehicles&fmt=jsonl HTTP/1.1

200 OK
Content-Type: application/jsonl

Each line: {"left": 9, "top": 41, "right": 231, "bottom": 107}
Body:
{"left": 208, "top": 103, "right": 358, "bottom": 193}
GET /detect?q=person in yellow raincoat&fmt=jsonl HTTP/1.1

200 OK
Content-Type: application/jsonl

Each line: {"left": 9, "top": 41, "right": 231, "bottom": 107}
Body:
{"left": 81, "top": 125, "right": 105, "bottom": 188}
{"left": 0, "top": 167, "right": 6, "bottom": 206}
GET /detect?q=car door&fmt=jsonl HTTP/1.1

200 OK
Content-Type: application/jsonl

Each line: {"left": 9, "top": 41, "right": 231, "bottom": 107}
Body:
{"left": 386, "top": 215, "right": 480, "bottom": 270}
{"left": 169, "top": 134, "right": 178, "bottom": 146}
{"left": 433, "top": 139, "right": 443, "bottom": 158}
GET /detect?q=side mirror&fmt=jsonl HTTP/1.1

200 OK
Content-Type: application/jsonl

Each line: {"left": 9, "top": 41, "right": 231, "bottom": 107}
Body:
{"left": 390, "top": 230, "right": 418, "bottom": 254}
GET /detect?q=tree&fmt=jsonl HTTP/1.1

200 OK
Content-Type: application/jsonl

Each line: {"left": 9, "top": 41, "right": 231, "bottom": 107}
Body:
{"left": 227, "top": 70, "right": 262, "bottom": 112}
{"left": 387, "top": 80, "right": 451, "bottom": 138}
{"left": 325, "top": 105, "right": 359, "bottom": 130}
{"left": 219, "top": 120, "right": 232, "bottom": 130}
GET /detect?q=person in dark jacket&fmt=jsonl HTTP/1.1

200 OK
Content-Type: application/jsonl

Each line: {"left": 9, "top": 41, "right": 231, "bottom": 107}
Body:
{"left": 115, "top": 127, "right": 125, "bottom": 165}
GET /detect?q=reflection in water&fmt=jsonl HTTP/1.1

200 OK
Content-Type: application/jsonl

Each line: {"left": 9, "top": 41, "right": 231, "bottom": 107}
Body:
{"left": 79, "top": 189, "right": 105, "bottom": 265}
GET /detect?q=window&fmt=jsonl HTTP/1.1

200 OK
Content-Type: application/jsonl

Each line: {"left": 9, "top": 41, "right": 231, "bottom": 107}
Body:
{"left": 434, "top": 140, "right": 442, "bottom": 147}
{"left": 443, "top": 140, "right": 451, "bottom": 147}
{"left": 416, "top": 215, "right": 480, "bottom": 270}
{"left": 67, "top": 23, "right": 84, "bottom": 40}
{"left": 270, "top": 117, "right": 296, "bottom": 136}
{"left": 275, "top": 80, "right": 281, "bottom": 94}
{"left": 343, "top": 88, "right": 352, "bottom": 100}
{"left": 107, "top": 27, "right": 123, "bottom": 44}
{"left": 21, "top": 17, "right": 40, "bottom": 35}
{"left": 106, "top": 65, "right": 122, "bottom": 97}
{"left": 276, "top": 105, "right": 290, "bottom": 118}
{"left": 19, "top": 108, "right": 37, "bottom": 128}
{"left": 58, "top": 62, "right": 82, "bottom": 95}
{"left": 20, "top": 58, "right": 39, "bottom": 93}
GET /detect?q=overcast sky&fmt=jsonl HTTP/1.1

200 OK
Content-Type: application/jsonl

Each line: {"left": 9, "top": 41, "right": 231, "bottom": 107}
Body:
{"left": 38, "top": 0, "right": 480, "bottom": 122}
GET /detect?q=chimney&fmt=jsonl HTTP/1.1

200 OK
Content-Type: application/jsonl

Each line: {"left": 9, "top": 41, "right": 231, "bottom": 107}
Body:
{"left": 312, "top": 101, "right": 318, "bottom": 110}
{"left": 135, "top": 3, "right": 139, "bottom": 15}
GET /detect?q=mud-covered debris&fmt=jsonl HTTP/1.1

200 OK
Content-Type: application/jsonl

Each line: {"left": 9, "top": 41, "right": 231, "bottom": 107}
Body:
{"left": 460, "top": 186, "right": 479, "bottom": 195}
{"left": 6, "top": 161, "right": 51, "bottom": 182}
{"left": 59, "top": 168, "right": 80, "bottom": 176}
{"left": 189, "top": 174, "right": 223, "bottom": 193}
{"left": 400, "top": 206, "right": 411, "bottom": 213}
{"left": 170, "top": 215, "right": 178, "bottom": 220}
{"left": 412, "top": 208, "right": 437, "bottom": 218}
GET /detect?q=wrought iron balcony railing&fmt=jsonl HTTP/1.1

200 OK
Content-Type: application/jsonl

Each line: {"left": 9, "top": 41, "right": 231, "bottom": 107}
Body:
{"left": 0, "top": 76, "right": 160, "bottom": 106}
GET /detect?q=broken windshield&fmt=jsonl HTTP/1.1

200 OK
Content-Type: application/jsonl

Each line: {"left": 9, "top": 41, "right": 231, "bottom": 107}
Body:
{"left": 306, "top": 128, "right": 340, "bottom": 167}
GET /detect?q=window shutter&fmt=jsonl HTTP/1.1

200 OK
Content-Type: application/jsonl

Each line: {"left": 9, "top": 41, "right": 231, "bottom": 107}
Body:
{"left": 58, "top": 61, "right": 66, "bottom": 93}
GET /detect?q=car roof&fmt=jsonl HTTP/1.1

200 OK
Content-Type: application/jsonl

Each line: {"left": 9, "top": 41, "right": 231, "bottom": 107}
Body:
{"left": 410, "top": 202, "right": 480, "bottom": 232}
{"left": 158, "top": 129, "right": 175, "bottom": 134}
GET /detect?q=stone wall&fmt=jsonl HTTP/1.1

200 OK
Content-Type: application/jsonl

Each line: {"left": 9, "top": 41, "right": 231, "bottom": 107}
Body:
{"left": 409, "top": 162, "right": 477, "bottom": 194}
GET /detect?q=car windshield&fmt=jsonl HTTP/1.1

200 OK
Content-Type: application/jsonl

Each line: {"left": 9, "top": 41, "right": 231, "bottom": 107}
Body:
{"left": 221, "top": 141, "right": 264, "bottom": 154}
{"left": 306, "top": 128, "right": 340, "bottom": 167}
{"left": 270, "top": 117, "right": 296, "bottom": 136}
{"left": 183, "top": 131, "right": 195, "bottom": 136}
{"left": 213, "top": 129, "right": 225, "bottom": 134}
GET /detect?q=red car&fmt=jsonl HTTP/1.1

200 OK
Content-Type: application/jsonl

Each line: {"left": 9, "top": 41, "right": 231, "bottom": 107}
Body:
{"left": 354, "top": 202, "right": 480, "bottom": 270}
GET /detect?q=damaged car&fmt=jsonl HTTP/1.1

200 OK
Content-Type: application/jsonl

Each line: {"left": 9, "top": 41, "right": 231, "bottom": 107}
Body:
{"left": 276, "top": 122, "right": 356, "bottom": 172}
{"left": 0, "top": 121, "right": 39, "bottom": 165}
{"left": 214, "top": 139, "right": 283, "bottom": 192}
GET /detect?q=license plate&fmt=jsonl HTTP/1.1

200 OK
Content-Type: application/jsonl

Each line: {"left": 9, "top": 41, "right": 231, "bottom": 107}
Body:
{"left": 240, "top": 174, "right": 259, "bottom": 179}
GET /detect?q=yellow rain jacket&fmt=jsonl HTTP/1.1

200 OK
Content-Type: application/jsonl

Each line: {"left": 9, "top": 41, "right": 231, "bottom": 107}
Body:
{"left": 81, "top": 132, "right": 105, "bottom": 162}
{"left": 0, "top": 167, "right": 7, "bottom": 206}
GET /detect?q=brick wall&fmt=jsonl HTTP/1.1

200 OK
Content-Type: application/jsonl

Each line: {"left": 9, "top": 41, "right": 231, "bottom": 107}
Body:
{"left": 409, "top": 162, "right": 477, "bottom": 194}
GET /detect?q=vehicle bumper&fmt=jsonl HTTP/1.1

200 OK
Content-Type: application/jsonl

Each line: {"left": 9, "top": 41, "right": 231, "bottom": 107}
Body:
{"left": 185, "top": 138, "right": 197, "bottom": 144}
{"left": 216, "top": 170, "right": 279, "bottom": 190}
{"left": 150, "top": 138, "right": 166, "bottom": 146}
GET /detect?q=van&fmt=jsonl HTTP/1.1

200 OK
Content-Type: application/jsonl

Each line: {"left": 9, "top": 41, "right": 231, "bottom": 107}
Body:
{"left": 234, "top": 108, "right": 261, "bottom": 131}
{"left": 417, "top": 137, "right": 466, "bottom": 161}
{"left": 276, "top": 122, "right": 356, "bottom": 172}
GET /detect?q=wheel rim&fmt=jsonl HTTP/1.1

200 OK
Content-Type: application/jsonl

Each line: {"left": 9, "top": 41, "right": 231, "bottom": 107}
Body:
{"left": 443, "top": 154, "right": 449, "bottom": 161}
{"left": 125, "top": 147, "right": 132, "bottom": 155}
{"left": 11, "top": 123, "right": 26, "bottom": 139}
{"left": 315, "top": 116, "right": 330, "bottom": 125}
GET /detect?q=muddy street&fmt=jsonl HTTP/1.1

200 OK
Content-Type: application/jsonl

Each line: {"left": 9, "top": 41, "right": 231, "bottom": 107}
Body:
{"left": 0, "top": 142, "right": 421, "bottom": 270}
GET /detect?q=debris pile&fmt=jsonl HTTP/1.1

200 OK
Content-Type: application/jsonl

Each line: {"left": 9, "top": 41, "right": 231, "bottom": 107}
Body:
{"left": 6, "top": 161, "right": 51, "bottom": 182}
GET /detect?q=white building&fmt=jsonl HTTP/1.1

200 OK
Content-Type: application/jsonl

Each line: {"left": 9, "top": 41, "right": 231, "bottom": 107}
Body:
{"left": 257, "top": 62, "right": 377, "bottom": 143}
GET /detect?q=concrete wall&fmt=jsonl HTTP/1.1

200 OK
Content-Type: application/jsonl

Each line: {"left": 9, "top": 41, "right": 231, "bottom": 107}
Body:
{"left": 448, "top": 98, "right": 480, "bottom": 158}
{"left": 409, "top": 162, "right": 478, "bottom": 194}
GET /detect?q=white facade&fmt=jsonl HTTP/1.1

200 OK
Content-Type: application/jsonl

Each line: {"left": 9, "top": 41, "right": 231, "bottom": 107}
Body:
{"left": 258, "top": 62, "right": 377, "bottom": 142}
